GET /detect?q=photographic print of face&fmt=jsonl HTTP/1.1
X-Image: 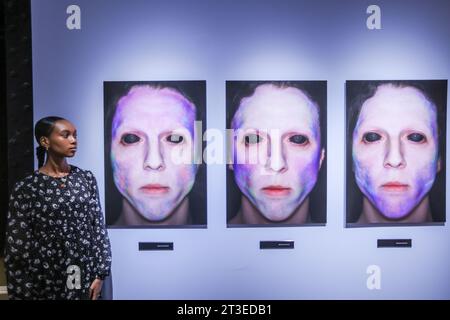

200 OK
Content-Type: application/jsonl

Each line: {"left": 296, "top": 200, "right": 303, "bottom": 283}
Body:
{"left": 104, "top": 81, "right": 206, "bottom": 227}
{"left": 347, "top": 80, "right": 447, "bottom": 225}
{"left": 227, "top": 82, "right": 327, "bottom": 226}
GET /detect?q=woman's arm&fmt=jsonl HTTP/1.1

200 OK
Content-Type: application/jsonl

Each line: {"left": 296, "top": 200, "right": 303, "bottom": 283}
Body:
{"left": 87, "top": 171, "right": 112, "bottom": 281}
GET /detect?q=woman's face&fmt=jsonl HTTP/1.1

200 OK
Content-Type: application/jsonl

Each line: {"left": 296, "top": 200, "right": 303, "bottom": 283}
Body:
{"left": 231, "top": 84, "right": 323, "bottom": 222}
{"left": 352, "top": 84, "right": 440, "bottom": 220}
{"left": 111, "top": 86, "right": 198, "bottom": 222}
{"left": 44, "top": 120, "right": 78, "bottom": 158}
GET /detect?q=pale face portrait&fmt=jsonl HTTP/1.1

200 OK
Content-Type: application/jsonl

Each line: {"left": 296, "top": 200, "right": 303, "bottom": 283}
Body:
{"left": 352, "top": 84, "right": 440, "bottom": 221}
{"left": 110, "top": 86, "right": 198, "bottom": 223}
{"left": 231, "top": 84, "right": 324, "bottom": 222}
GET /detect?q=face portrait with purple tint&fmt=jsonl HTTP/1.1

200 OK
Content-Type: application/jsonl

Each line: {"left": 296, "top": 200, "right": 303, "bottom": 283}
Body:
{"left": 352, "top": 84, "right": 441, "bottom": 223}
{"left": 110, "top": 85, "right": 198, "bottom": 226}
{"left": 229, "top": 83, "right": 324, "bottom": 225}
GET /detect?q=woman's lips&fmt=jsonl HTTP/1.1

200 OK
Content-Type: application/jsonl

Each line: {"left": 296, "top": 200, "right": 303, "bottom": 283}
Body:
{"left": 140, "top": 184, "right": 170, "bottom": 195}
{"left": 261, "top": 185, "right": 292, "bottom": 197}
{"left": 380, "top": 182, "right": 409, "bottom": 192}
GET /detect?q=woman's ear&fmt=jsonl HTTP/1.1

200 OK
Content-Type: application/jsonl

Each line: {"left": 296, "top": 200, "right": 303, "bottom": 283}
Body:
{"left": 40, "top": 136, "right": 50, "bottom": 150}
{"left": 437, "top": 156, "right": 442, "bottom": 173}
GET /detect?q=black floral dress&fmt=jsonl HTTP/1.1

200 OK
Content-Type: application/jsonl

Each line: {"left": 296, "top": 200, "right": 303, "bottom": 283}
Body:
{"left": 4, "top": 166, "right": 112, "bottom": 300}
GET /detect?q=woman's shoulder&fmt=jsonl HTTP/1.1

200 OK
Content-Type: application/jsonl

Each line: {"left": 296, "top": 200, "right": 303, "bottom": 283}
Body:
{"left": 70, "top": 165, "right": 96, "bottom": 181}
{"left": 10, "top": 172, "right": 39, "bottom": 196}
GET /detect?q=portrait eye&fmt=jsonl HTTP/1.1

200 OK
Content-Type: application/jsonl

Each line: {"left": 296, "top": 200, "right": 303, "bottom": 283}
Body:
{"left": 244, "top": 133, "right": 263, "bottom": 145}
{"left": 121, "top": 133, "right": 141, "bottom": 145}
{"left": 289, "top": 134, "right": 309, "bottom": 145}
{"left": 363, "top": 132, "right": 382, "bottom": 143}
{"left": 166, "top": 134, "right": 184, "bottom": 144}
{"left": 407, "top": 133, "right": 426, "bottom": 143}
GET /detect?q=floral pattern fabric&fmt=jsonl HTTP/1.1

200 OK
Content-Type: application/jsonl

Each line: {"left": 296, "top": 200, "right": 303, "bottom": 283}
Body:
{"left": 4, "top": 166, "right": 112, "bottom": 300}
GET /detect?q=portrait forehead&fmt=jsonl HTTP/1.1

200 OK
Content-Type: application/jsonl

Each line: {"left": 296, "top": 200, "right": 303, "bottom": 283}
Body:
{"left": 113, "top": 86, "right": 196, "bottom": 135}
{"left": 233, "top": 84, "right": 320, "bottom": 133}
{"left": 357, "top": 84, "right": 437, "bottom": 133}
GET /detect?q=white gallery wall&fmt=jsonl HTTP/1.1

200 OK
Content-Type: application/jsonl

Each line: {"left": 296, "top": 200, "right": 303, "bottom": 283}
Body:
{"left": 32, "top": 0, "right": 450, "bottom": 299}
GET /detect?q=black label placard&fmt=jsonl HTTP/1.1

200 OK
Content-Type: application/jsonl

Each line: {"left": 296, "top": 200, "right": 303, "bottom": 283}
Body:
{"left": 377, "top": 239, "right": 412, "bottom": 248}
{"left": 139, "top": 242, "right": 174, "bottom": 251}
{"left": 260, "top": 241, "right": 294, "bottom": 249}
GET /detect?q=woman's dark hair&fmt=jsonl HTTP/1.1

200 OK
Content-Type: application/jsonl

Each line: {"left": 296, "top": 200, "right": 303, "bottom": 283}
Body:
{"left": 34, "top": 116, "right": 66, "bottom": 168}
{"left": 104, "top": 81, "right": 207, "bottom": 227}
{"left": 226, "top": 80, "right": 327, "bottom": 225}
{"left": 346, "top": 80, "right": 447, "bottom": 224}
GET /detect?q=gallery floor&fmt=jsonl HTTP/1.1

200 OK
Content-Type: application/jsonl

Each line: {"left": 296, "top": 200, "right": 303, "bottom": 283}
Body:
{"left": 0, "top": 259, "right": 7, "bottom": 300}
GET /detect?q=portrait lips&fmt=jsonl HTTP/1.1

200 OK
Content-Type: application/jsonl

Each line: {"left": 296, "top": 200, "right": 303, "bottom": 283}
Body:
{"left": 380, "top": 182, "right": 409, "bottom": 192}
{"left": 139, "top": 184, "right": 170, "bottom": 195}
{"left": 260, "top": 185, "right": 292, "bottom": 197}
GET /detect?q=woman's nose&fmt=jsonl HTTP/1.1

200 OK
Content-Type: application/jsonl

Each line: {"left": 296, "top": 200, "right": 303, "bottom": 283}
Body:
{"left": 383, "top": 138, "right": 406, "bottom": 168}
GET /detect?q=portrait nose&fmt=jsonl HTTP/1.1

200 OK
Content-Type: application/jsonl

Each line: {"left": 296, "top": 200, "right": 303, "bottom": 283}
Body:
{"left": 144, "top": 138, "right": 165, "bottom": 171}
{"left": 383, "top": 138, "right": 406, "bottom": 168}
{"left": 266, "top": 137, "right": 287, "bottom": 173}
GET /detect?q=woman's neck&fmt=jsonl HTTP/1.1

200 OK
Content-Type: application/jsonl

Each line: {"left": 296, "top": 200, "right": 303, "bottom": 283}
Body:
{"left": 40, "top": 156, "right": 70, "bottom": 176}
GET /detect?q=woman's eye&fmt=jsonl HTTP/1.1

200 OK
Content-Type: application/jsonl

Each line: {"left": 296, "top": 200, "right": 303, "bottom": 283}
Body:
{"left": 363, "top": 132, "right": 382, "bottom": 143}
{"left": 289, "top": 134, "right": 308, "bottom": 145}
{"left": 166, "top": 134, "right": 184, "bottom": 144}
{"left": 244, "top": 133, "right": 263, "bottom": 145}
{"left": 407, "top": 133, "right": 426, "bottom": 143}
{"left": 121, "top": 133, "right": 141, "bottom": 145}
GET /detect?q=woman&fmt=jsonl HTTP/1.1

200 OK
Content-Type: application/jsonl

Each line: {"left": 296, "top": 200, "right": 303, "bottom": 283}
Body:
{"left": 4, "top": 116, "right": 112, "bottom": 299}
{"left": 347, "top": 80, "right": 447, "bottom": 224}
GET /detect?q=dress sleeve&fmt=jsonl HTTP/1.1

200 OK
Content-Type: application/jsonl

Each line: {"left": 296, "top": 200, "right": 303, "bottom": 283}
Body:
{"left": 4, "top": 182, "right": 36, "bottom": 299}
{"left": 87, "top": 171, "right": 112, "bottom": 279}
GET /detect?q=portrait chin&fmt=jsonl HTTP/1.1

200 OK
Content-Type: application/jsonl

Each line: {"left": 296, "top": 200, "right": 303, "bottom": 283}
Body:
{"left": 255, "top": 200, "right": 301, "bottom": 222}
{"left": 121, "top": 188, "right": 185, "bottom": 222}
{"left": 130, "top": 197, "right": 178, "bottom": 222}
{"left": 369, "top": 195, "right": 419, "bottom": 220}
{"left": 238, "top": 175, "right": 314, "bottom": 223}
{"left": 122, "top": 174, "right": 196, "bottom": 223}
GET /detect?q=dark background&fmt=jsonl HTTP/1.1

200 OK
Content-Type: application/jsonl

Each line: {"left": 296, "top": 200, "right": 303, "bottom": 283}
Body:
{"left": 1, "top": 0, "right": 34, "bottom": 255}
